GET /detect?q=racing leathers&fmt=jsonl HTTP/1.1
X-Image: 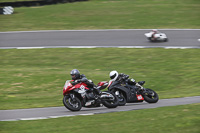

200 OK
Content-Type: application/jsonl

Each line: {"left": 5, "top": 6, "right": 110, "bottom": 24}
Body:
{"left": 115, "top": 73, "right": 144, "bottom": 90}
{"left": 71, "top": 74, "right": 101, "bottom": 94}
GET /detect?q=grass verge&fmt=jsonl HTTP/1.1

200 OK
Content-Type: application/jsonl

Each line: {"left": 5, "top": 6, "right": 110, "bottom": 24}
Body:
{"left": 0, "top": 48, "right": 200, "bottom": 109}
{"left": 0, "top": 103, "right": 200, "bottom": 133}
{"left": 0, "top": 0, "right": 200, "bottom": 31}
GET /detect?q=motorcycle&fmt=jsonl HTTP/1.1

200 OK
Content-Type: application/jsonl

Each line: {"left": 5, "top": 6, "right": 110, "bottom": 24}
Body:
{"left": 145, "top": 31, "right": 168, "bottom": 42}
{"left": 108, "top": 76, "right": 159, "bottom": 106}
{"left": 63, "top": 80, "right": 119, "bottom": 111}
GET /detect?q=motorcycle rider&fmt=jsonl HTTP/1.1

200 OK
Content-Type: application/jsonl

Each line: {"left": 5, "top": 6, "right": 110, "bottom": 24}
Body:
{"left": 151, "top": 29, "right": 159, "bottom": 41}
{"left": 109, "top": 70, "right": 144, "bottom": 90}
{"left": 70, "top": 69, "right": 101, "bottom": 94}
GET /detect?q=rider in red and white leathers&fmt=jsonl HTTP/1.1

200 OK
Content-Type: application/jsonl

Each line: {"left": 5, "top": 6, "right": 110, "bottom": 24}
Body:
{"left": 151, "top": 29, "right": 159, "bottom": 41}
{"left": 70, "top": 69, "right": 101, "bottom": 94}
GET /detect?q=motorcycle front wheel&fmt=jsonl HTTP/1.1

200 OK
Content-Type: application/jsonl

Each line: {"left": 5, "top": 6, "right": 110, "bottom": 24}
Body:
{"left": 63, "top": 95, "right": 82, "bottom": 111}
{"left": 143, "top": 88, "right": 159, "bottom": 103}
{"left": 113, "top": 90, "right": 126, "bottom": 106}
{"left": 101, "top": 91, "right": 119, "bottom": 108}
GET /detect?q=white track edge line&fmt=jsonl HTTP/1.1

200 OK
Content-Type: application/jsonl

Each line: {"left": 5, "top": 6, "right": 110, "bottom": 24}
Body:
{"left": 0, "top": 46, "right": 200, "bottom": 49}
{"left": 0, "top": 29, "right": 200, "bottom": 34}
{"left": 1, "top": 96, "right": 199, "bottom": 121}
{"left": 0, "top": 113, "right": 95, "bottom": 121}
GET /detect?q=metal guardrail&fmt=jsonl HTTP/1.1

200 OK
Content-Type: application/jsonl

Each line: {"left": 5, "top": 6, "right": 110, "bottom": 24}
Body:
{"left": 0, "top": 0, "right": 87, "bottom": 7}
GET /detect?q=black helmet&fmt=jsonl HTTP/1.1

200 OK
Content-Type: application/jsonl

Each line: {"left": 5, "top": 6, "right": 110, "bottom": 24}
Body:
{"left": 70, "top": 69, "right": 80, "bottom": 80}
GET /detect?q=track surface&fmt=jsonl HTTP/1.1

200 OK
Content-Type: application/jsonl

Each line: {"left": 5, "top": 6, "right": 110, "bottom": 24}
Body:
{"left": 0, "top": 30, "right": 200, "bottom": 121}
{"left": 0, "top": 96, "right": 199, "bottom": 121}
{"left": 0, "top": 29, "right": 200, "bottom": 48}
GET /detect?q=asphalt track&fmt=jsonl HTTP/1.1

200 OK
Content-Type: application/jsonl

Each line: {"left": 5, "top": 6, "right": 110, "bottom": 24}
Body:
{"left": 0, "top": 29, "right": 200, "bottom": 48}
{"left": 0, "top": 29, "right": 200, "bottom": 121}
{"left": 0, "top": 96, "right": 200, "bottom": 121}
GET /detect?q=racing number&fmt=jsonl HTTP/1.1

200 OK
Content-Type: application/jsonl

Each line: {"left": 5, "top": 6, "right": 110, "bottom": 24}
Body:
{"left": 137, "top": 95, "right": 143, "bottom": 100}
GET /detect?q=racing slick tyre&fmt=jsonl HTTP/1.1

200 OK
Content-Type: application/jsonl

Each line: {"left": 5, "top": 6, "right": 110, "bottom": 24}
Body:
{"left": 143, "top": 88, "right": 159, "bottom": 103}
{"left": 150, "top": 37, "right": 156, "bottom": 42}
{"left": 63, "top": 95, "right": 82, "bottom": 111}
{"left": 101, "top": 91, "right": 119, "bottom": 108}
{"left": 164, "top": 38, "right": 168, "bottom": 42}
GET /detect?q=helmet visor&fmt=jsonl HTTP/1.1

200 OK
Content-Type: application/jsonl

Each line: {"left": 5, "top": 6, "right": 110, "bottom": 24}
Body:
{"left": 71, "top": 74, "right": 76, "bottom": 78}
{"left": 110, "top": 73, "right": 117, "bottom": 79}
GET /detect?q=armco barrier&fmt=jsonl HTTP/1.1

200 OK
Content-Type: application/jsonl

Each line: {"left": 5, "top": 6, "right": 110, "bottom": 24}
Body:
{"left": 0, "top": 0, "right": 87, "bottom": 7}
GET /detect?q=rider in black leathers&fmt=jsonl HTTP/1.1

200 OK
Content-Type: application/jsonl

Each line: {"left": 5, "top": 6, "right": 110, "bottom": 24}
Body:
{"left": 109, "top": 70, "right": 135, "bottom": 85}
{"left": 109, "top": 70, "right": 144, "bottom": 90}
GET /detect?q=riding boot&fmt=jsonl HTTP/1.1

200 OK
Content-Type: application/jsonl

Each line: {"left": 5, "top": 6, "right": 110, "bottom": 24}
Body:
{"left": 95, "top": 88, "right": 101, "bottom": 95}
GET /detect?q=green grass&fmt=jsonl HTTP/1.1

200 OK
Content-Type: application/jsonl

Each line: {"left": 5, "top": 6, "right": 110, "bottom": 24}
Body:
{"left": 1, "top": 103, "right": 200, "bottom": 133}
{"left": 0, "top": 0, "right": 199, "bottom": 132}
{"left": 0, "top": 48, "right": 200, "bottom": 110}
{"left": 0, "top": 0, "right": 200, "bottom": 31}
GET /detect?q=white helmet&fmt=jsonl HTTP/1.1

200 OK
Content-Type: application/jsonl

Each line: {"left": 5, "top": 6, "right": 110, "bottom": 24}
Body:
{"left": 109, "top": 70, "right": 119, "bottom": 81}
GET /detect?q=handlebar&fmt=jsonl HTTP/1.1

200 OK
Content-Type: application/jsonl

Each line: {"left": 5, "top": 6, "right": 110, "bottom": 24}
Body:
{"left": 119, "top": 74, "right": 129, "bottom": 81}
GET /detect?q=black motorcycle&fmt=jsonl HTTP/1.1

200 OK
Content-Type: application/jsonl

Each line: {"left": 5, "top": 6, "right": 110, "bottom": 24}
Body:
{"left": 108, "top": 76, "right": 159, "bottom": 106}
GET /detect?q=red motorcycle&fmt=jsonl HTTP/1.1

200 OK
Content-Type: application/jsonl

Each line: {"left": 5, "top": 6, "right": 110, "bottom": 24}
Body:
{"left": 63, "top": 80, "right": 119, "bottom": 111}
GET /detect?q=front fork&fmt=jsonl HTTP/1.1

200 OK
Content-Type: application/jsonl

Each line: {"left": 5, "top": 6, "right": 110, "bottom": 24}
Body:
{"left": 136, "top": 83, "right": 144, "bottom": 90}
{"left": 114, "top": 90, "right": 124, "bottom": 102}
{"left": 69, "top": 93, "right": 87, "bottom": 106}
{"left": 115, "top": 90, "right": 119, "bottom": 96}
{"left": 69, "top": 93, "right": 76, "bottom": 102}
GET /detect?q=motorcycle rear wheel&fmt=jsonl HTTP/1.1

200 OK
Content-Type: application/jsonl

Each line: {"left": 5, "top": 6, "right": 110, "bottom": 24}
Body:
{"left": 63, "top": 95, "right": 82, "bottom": 111}
{"left": 101, "top": 91, "right": 119, "bottom": 108}
{"left": 164, "top": 38, "right": 168, "bottom": 42}
{"left": 143, "top": 88, "right": 159, "bottom": 103}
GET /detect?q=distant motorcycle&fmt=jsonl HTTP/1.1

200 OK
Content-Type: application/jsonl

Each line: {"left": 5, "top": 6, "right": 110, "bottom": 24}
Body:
{"left": 108, "top": 76, "right": 159, "bottom": 106}
{"left": 63, "top": 80, "right": 119, "bottom": 111}
{"left": 145, "top": 31, "right": 168, "bottom": 42}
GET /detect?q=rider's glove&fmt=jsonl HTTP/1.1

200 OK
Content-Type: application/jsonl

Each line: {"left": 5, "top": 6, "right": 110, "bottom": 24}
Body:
{"left": 125, "top": 75, "right": 129, "bottom": 79}
{"left": 75, "top": 79, "right": 81, "bottom": 83}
